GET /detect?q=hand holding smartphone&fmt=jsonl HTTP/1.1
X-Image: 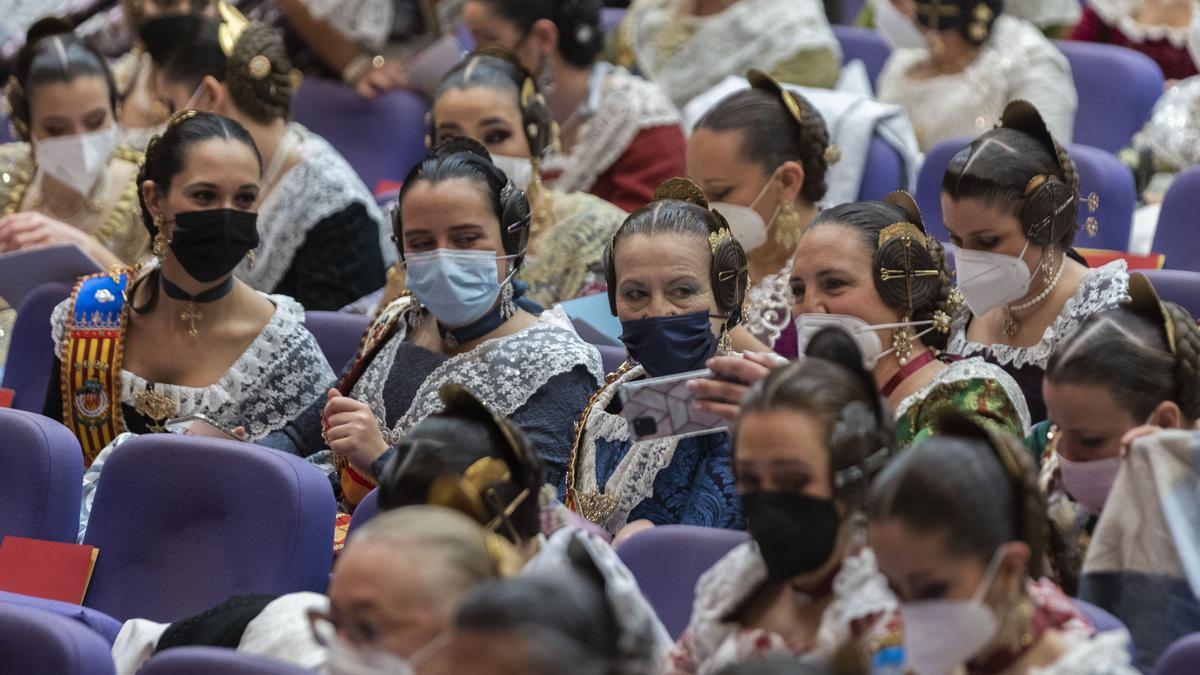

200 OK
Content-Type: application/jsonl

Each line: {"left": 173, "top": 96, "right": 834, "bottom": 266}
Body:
{"left": 620, "top": 368, "right": 730, "bottom": 441}
{"left": 164, "top": 414, "right": 243, "bottom": 441}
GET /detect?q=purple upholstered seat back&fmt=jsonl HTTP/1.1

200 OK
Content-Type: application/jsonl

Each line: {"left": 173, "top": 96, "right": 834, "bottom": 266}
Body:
{"left": 0, "top": 409, "right": 83, "bottom": 543}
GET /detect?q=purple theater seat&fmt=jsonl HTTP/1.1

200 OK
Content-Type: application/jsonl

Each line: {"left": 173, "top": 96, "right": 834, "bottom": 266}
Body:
{"left": 914, "top": 137, "right": 971, "bottom": 244}
{"left": 616, "top": 525, "right": 750, "bottom": 639}
{"left": 140, "top": 646, "right": 314, "bottom": 674}
{"left": 0, "top": 603, "right": 116, "bottom": 674}
{"left": 1, "top": 281, "right": 72, "bottom": 412}
{"left": 82, "top": 435, "right": 336, "bottom": 622}
{"left": 0, "top": 409, "right": 83, "bottom": 543}
{"left": 1141, "top": 269, "right": 1200, "bottom": 319}
{"left": 832, "top": 25, "right": 892, "bottom": 90}
{"left": 1073, "top": 598, "right": 1134, "bottom": 660}
{"left": 1153, "top": 166, "right": 1200, "bottom": 272}
{"left": 0, "top": 590, "right": 122, "bottom": 645}
{"left": 290, "top": 78, "right": 429, "bottom": 194}
{"left": 596, "top": 344, "right": 627, "bottom": 375}
{"left": 346, "top": 487, "right": 381, "bottom": 538}
{"left": 1156, "top": 632, "right": 1200, "bottom": 675}
{"left": 600, "top": 7, "right": 625, "bottom": 34}
{"left": 859, "top": 135, "right": 905, "bottom": 201}
{"left": 304, "top": 311, "right": 369, "bottom": 374}
{"left": 1055, "top": 40, "right": 1164, "bottom": 154}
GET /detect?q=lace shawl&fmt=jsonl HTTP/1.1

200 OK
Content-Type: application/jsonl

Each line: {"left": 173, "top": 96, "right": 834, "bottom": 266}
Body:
{"left": 234, "top": 124, "right": 391, "bottom": 294}
{"left": 744, "top": 262, "right": 794, "bottom": 350}
{"left": 351, "top": 304, "right": 603, "bottom": 444}
{"left": 666, "top": 545, "right": 897, "bottom": 675}
{"left": 948, "top": 260, "right": 1130, "bottom": 370}
{"left": 1031, "top": 630, "right": 1140, "bottom": 675}
{"left": 295, "top": 0, "right": 394, "bottom": 49}
{"left": 894, "top": 356, "right": 1032, "bottom": 436}
{"left": 522, "top": 190, "right": 626, "bottom": 307}
{"left": 1088, "top": 0, "right": 1190, "bottom": 48}
{"left": 573, "top": 364, "right": 692, "bottom": 533}
{"left": 876, "top": 15, "right": 1076, "bottom": 148}
{"left": 1137, "top": 77, "right": 1200, "bottom": 172}
{"left": 623, "top": 0, "right": 839, "bottom": 108}
{"left": 51, "top": 293, "right": 335, "bottom": 442}
{"left": 542, "top": 67, "right": 681, "bottom": 194}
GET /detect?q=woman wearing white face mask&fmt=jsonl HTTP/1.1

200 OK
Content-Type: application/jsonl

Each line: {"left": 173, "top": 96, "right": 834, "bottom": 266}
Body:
{"left": 874, "top": 0, "right": 1076, "bottom": 149}
{"left": 0, "top": 19, "right": 149, "bottom": 363}
{"left": 868, "top": 412, "right": 1138, "bottom": 675}
{"left": 944, "top": 101, "right": 1129, "bottom": 424}
{"left": 259, "top": 137, "right": 603, "bottom": 510}
{"left": 423, "top": 49, "right": 626, "bottom": 309}
{"left": 1028, "top": 273, "right": 1200, "bottom": 597}
{"left": 688, "top": 70, "right": 834, "bottom": 358}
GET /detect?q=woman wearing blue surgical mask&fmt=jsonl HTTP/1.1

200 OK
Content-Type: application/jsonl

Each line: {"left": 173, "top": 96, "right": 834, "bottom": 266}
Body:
{"left": 565, "top": 177, "right": 750, "bottom": 540}
{"left": 259, "top": 137, "right": 603, "bottom": 511}
{"left": 944, "top": 100, "right": 1129, "bottom": 423}
{"left": 665, "top": 328, "right": 904, "bottom": 674}
{"left": 1031, "top": 273, "right": 1200, "bottom": 596}
{"left": 688, "top": 69, "right": 833, "bottom": 359}
{"left": 42, "top": 111, "right": 333, "bottom": 536}
{"left": 868, "top": 412, "right": 1138, "bottom": 675}
{"left": 151, "top": 9, "right": 390, "bottom": 312}
{"left": 0, "top": 19, "right": 150, "bottom": 363}
{"left": 426, "top": 49, "right": 626, "bottom": 309}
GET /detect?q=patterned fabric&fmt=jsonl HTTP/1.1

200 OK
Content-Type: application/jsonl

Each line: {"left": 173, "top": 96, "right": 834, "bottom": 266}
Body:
{"left": 271, "top": 201, "right": 388, "bottom": 311}
{"left": 663, "top": 545, "right": 901, "bottom": 675}
{"left": 877, "top": 15, "right": 1077, "bottom": 149}
{"left": 1028, "top": 421, "right": 1096, "bottom": 597}
{"left": 1137, "top": 76, "right": 1200, "bottom": 174}
{"left": 1022, "top": 578, "right": 1138, "bottom": 675}
{"left": 1071, "top": 0, "right": 1197, "bottom": 81}
{"left": 295, "top": 0, "right": 394, "bottom": 49}
{"left": 233, "top": 124, "right": 392, "bottom": 304}
{"left": 893, "top": 357, "right": 1032, "bottom": 448}
{"left": 948, "top": 260, "right": 1130, "bottom": 423}
{"left": 521, "top": 190, "right": 626, "bottom": 308}
{"left": 569, "top": 365, "right": 743, "bottom": 535}
{"left": 1003, "top": 0, "right": 1083, "bottom": 31}
{"left": 744, "top": 262, "right": 794, "bottom": 353}
{"left": 615, "top": 0, "right": 840, "bottom": 108}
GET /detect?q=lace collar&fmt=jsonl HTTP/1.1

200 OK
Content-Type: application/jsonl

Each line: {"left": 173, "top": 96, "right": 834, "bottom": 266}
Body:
{"left": 683, "top": 544, "right": 897, "bottom": 668}
{"left": 744, "top": 260, "right": 794, "bottom": 350}
{"left": 234, "top": 123, "right": 390, "bottom": 293}
{"left": 894, "top": 356, "right": 1032, "bottom": 435}
{"left": 624, "top": 0, "right": 839, "bottom": 107}
{"left": 571, "top": 364, "right": 691, "bottom": 534}
{"left": 542, "top": 66, "right": 680, "bottom": 194}
{"left": 1088, "top": 0, "right": 1191, "bottom": 48}
{"left": 948, "top": 260, "right": 1129, "bottom": 370}
{"left": 356, "top": 305, "right": 603, "bottom": 445}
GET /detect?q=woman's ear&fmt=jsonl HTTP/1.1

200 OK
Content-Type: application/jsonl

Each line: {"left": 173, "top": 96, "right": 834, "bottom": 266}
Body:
{"left": 997, "top": 541, "right": 1030, "bottom": 596}
{"left": 1151, "top": 400, "right": 1184, "bottom": 430}
{"left": 530, "top": 18, "right": 559, "bottom": 57}
{"left": 141, "top": 180, "right": 162, "bottom": 221}
{"left": 197, "top": 75, "right": 226, "bottom": 114}
{"left": 778, "top": 160, "right": 806, "bottom": 205}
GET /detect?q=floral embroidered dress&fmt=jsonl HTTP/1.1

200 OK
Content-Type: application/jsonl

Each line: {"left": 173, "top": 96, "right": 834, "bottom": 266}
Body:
{"left": 567, "top": 364, "right": 742, "bottom": 536}
{"left": 1070, "top": 0, "right": 1197, "bottom": 81}
{"left": 948, "top": 260, "right": 1129, "bottom": 423}
{"left": 261, "top": 297, "right": 603, "bottom": 493}
{"left": 893, "top": 357, "right": 1031, "bottom": 449}
{"left": 744, "top": 261, "right": 797, "bottom": 358}
{"left": 663, "top": 545, "right": 901, "bottom": 675}
{"left": 521, "top": 190, "right": 626, "bottom": 308}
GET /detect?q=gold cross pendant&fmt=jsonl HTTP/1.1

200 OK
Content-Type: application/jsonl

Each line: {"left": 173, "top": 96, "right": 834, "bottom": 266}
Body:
{"left": 180, "top": 302, "right": 203, "bottom": 337}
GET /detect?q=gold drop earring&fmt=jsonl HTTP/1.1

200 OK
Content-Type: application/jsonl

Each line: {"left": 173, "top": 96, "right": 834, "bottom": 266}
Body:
{"left": 152, "top": 214, "right": 168, "bottom": 258}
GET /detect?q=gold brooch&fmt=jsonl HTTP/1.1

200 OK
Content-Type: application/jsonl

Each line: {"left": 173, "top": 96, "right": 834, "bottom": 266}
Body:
{"left": 132, "top": 389, "right": 178, "bottom": 431}
{"left": 248, "top": 54, "right": 271, "bottom": 80}
{"left": 576, "top": 491, "right": 617, "bottom": 525}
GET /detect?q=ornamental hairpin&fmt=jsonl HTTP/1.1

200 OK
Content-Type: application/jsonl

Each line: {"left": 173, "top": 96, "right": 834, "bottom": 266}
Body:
{"left": 216, "top": 1, "right": 250, "bottom": 57}
{"left": 1085, "top": 191, "right": 1100, "bottom": 237}
{"left": 247, "top": 54, "right": 272, "bottom": 80}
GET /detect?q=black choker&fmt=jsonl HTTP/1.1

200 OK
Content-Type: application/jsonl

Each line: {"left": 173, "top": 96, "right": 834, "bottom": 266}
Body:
{"left": 160, "top": 274, "right": 235, "bottom": 336}
{"left": 438, "top": 300, "right": 510, "bottom": 348}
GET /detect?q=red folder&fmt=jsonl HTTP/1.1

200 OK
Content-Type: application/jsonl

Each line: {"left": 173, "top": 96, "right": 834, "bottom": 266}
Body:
{"left": 0, "top": 536, "right": 99, "bottom": 604}
{"left": 0, "top": 388, "right": 12, "bottom": 408}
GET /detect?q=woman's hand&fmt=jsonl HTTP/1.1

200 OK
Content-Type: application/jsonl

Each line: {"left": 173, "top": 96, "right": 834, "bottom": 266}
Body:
{"left": 688, "top": 352, "right": 785, "bottom": 421}
{"left": 323, "top": 388, "right": 389, "bottom": 476}
{"left": 614, "top": 519, "right": 656, "bottom": 549}
{"left": 0, "top": 211, "right": 121, "bottom": 267}
{"left": 1119, "top": 424, "right": 1160, "bottom": 458}
{"left": 354, "top": 60, "right": 408, "bottom": 99}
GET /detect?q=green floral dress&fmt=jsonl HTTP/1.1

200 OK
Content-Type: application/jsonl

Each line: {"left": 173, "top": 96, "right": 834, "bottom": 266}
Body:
{"left": 893, "top": 357, "right": 1031, "bottom": 448}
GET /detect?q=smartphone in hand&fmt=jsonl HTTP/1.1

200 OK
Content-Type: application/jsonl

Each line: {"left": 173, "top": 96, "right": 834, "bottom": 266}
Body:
{"left": 619, "top": 368, "right": 730, "bottom": 441}
{"left": 164, "top": 414, "right": 242, "bottom": 441}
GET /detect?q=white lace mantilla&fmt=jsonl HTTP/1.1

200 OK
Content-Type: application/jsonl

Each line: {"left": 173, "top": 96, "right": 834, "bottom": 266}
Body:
{"left": 894, "top": 356, "right": 1032, "bottom": 435}
{"left": 351, "top": 305, "right": 603, "bottom": 443}
{"left": 1003, "top": 0, "right": 1083, "bottom": 30}
{"left": 744, "top": 262, "right": 794, "bottom": 350}
{"left": 1030, "top": 629, "right": 1140, "bottom": 675}
{"left": 542, "top": 66, "right": 681, "bottom": 194}
{"left": 1138, "top": 77, "right": 1200, "bottom": 172}
{"left": 876, "top": 15, "right": 1076, "bottom": 149}
{"left": 51, "top": 293, "right": 334, "bottom": 441}
{"left": 1088, "top": 0, "right": 1191, "bottom": 48}
{"left": 235, "top": 123, "right": 391, "bottom": 293}
{"left": 624, "top": 0, "right": 839, "bottom": 107}
{"left": 298, "top": 0, "right": 394, "bottom": 49}
{"left": 948, "top": 260, "right": 1129, "bottom": 370}
{"left": 682, "top": 544, "right": 897, "bottom": 673}
{"left": 574, "top": 364, "right": 690, "bottom": 534}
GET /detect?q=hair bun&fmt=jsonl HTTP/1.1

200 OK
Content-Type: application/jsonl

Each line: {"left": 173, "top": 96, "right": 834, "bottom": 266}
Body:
{"left": 882, "top": 191, "right": 926, "bottom": 233}
{"left": 654, "top": 177, "right": 708, "bottom": 208}
{"left": 433, "top": 136, "right": 493, "bottom": 162}
{"left": 25, "top": 17, "right": 74, "bottom": 47}
{"left": 1001, "top": 100, "right": 1059, "bottom": 166}
{"left": 804, "top": 327, "right": 883, "bottom": 419}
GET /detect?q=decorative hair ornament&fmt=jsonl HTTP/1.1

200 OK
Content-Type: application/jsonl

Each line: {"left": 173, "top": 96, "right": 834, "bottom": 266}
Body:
{"left": 216, "top": 1, "right": 250, "bottom": 57}
{"left": 1125, "top": 272, "right": 1177, "bottom": 356}
{"left": 4, "top": 76, "right": 28, "bottom": 138}
{"left": 747, "top": 68, "right": 839, "bottom": 166}
{"left": 969, "top": 2, "right": 994, "bottom": 41}
{"left": 1085, "top": 191, "right": 1100, "bottom": 237}
{"left": 247, "top": 54, "right": 272, "bottom": 80}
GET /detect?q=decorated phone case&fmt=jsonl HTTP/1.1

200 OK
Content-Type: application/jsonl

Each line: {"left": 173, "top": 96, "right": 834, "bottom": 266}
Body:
{"left": 619, "top": 368, "right": 729, "bottom": 441}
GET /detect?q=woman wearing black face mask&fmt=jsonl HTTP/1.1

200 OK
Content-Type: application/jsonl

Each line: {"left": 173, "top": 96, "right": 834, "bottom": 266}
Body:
{"left": 42, "top": 111, "right": 334, "bottom": 515}
{"left": 664, "top": 328, "right": 902, "bottom": 675}
{"left": 565, "top": 178, "right": 751, "bottom": 542}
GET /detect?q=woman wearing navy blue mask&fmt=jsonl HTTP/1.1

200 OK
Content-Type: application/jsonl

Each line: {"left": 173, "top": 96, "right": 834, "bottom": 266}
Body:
{"left": 565, "top": 177, "right": 749, "bottom": 541}
{"left": 261, "top": 137, "right": 603, "bottom": 511}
